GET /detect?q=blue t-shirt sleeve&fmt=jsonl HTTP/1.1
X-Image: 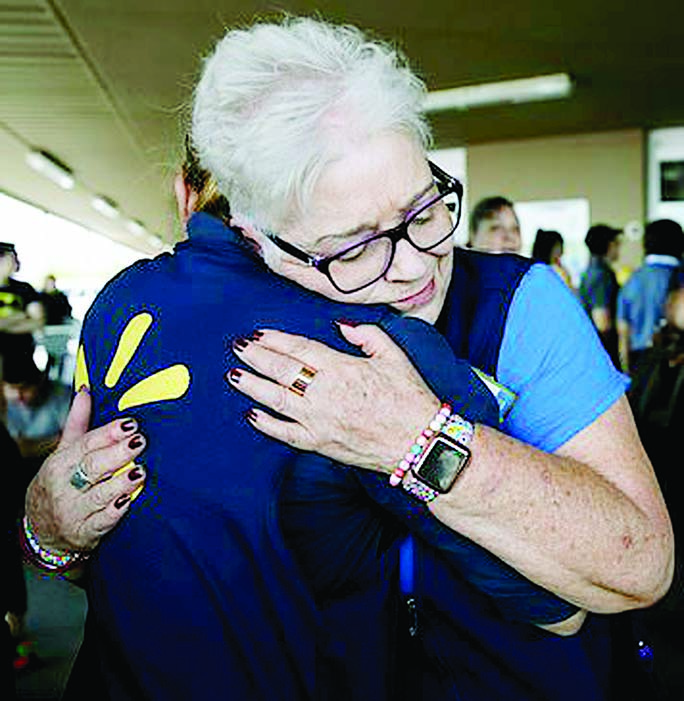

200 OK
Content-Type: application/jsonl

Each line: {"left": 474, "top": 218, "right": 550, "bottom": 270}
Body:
{"left": 499, "top": 264, "right": 630, "bottom": 452}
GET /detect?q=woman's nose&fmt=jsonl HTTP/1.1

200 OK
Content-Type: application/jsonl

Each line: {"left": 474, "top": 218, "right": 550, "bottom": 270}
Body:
{"left": 384, "top": 238, "right": 429, "bottom": 282}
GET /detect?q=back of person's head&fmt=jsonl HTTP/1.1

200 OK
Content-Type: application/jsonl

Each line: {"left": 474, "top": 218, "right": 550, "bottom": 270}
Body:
{"left": 3, "top": 355, "right": 43, "bottom": 387}
{"left": 585, "top": 224, "right": 621, "bottom": 256}
{"left": 532, "top": 229, "right": 564, "bottom": 264}
{"left": 643, "top": 219, "right": 684, "bottom": 258}
{"left": 192, "top": 15, "right": 430, "bottom": 231}
{"left": 0, "top": 241, "right": 18, "bottom": 279}
{"left": 0, "top": 241, "right": 16, "bottom": 257}
{"left": 469, "top": 196, "right": 515, "bottom": 235}
{"left": 0, "top": 241, "right": 17, "bottom": 264}
{"left": 182, "top": 136, "right": 231, "bottom": 222}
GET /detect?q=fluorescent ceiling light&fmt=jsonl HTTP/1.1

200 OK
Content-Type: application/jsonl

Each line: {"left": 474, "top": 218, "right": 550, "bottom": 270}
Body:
{"left": 25, "top": 149, "right": 75, "bottom": 190}
{"left": 423, "top": 73, "right": 573, "bottom": 113}
{"left": 126, "top": 219, "right": 147, "bottom": 236}
{"left": 91, "top": 195, "right": 119, "bottom": 219}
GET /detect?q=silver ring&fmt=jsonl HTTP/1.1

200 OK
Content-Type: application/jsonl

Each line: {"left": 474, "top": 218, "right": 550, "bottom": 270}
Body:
{"left": 288, "top": 365, "right": 317, "bottom": 397}
{"left": 69, "top": 462, "right": 91, "bottom": 491}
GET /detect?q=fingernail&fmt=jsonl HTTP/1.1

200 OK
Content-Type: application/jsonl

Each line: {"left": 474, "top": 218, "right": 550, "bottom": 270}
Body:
{"left": 78, "top": 384, "right": 90, "bottom": 394}
{"left": 250, "top": 330, "right": 264, "bottom": 340}
{"left": 233, "top": 337, "right": 250, "bottom": 352}
{"left": 336, "top": 318, "right": 359, "bottom": 327}
{"left": 128, "top": 466, "right": 145, "bottom": 481}
{"left": 114, "top": 495, "right": 130, "bottom": 509}
{"left": 121, "top": 419, "right": 137, "bottom": 433}
{"left": 128, "top": 435, "right": 144, "bottom": 450}
{"left": 246, "top": 409, "right": 258, "bottom": 422}
{"left": 228, "top": 368, "right": 242, "bottom": 383}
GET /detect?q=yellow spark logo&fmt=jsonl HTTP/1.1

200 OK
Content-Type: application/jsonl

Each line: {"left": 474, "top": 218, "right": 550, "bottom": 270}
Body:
{"left": 75, "top": 311, "right": 190, "bottom": 410}
{"left": 74, "top": 311, "right": 191, "bottom": 497}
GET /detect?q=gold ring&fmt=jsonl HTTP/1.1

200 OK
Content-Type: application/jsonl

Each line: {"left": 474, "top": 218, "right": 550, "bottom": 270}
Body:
{"left": 289, "top": 365, "right": 317, "bottom": 397}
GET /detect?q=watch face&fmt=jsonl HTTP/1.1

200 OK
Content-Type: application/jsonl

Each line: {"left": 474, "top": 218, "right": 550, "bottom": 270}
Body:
{"left": 415, "top": 435, "right": 471, "bottom": 493}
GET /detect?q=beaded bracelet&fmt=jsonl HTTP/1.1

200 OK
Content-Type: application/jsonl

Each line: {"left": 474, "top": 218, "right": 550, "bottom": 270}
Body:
{"left": 20, "top": 515, "right": 88, "bottom": 574}
{"left": 389, "top": 402, "right": 452, "bottom": 486}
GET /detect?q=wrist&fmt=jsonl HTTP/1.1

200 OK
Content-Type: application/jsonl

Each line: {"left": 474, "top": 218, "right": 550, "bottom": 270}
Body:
{"left": 20, "top": 514, "right": 89, "bottom": 574}
{"left": 389, "top": 401, "right": 452, "bottom": 486}
{"left": 401, "top": 413, "right": 475, "bottom": 503}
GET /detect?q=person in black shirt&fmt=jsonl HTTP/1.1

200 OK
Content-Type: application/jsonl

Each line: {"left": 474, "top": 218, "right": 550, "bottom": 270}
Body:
{"left": 0, "top": 243, "right": 44, "bottom": 380}
{"left": 39, "top": 275, "right": 72, "bottom": 326}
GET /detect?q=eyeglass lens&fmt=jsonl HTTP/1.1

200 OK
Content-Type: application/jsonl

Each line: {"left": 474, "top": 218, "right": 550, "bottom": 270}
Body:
{"left": 327, "top": 189, "right": 461, "bottom": 293}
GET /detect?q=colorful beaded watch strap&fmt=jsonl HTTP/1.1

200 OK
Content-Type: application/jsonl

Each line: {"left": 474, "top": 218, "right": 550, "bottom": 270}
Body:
{"left": 402, "top": 413, "right": 474, "bottom": 503}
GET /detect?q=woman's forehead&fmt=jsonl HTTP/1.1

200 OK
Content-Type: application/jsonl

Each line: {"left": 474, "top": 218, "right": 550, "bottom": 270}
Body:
{"left": 289, "top": 133, "right": 431, "bottom": 248}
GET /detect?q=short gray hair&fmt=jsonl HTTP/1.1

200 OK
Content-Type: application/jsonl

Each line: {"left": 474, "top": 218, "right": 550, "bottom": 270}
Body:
{"left": 192, "top": 16, "right": 431, "bottom": 231}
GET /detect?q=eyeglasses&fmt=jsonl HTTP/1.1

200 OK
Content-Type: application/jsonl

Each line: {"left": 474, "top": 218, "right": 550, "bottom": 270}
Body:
{"left": 265, "top": 161, "right": 463, "bottom": 294}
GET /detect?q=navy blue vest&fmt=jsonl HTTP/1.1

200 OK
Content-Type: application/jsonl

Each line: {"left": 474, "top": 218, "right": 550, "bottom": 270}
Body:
{"left": 73, "top": 214, "right": 610, "bottom": 700}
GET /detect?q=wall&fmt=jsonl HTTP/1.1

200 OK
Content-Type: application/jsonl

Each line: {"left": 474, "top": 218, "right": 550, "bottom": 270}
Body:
{"left": 466, "top": 129, "right": 645, "bottom": 270}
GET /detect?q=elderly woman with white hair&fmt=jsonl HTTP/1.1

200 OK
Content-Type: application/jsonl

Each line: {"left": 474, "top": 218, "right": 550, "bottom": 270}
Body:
{"left": 24, "top": 15, "right": 671, "bottom": 701}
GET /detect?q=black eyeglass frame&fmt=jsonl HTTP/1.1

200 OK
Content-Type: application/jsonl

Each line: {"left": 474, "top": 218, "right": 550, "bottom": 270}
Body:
{"left": 265, "top": 160, "right": 464, "bottom": 294}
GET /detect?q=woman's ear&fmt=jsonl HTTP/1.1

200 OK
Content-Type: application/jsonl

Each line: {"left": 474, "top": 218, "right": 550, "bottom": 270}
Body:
{"left": 174, "top": 174, "right": 199, "bottom": 226}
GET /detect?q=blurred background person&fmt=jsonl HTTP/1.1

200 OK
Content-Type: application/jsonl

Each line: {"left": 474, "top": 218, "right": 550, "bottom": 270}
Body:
{"left": 39, "top": 275, "right": 72, "bottom": 326}
{"left": 532, "top": 228, "right": 573, "bottom": 287}
{"left": 0, "top": 243, "right": 44, "bottom": 381}
{"left": 579, "top": 224, "right": 622, "bottom": 367}
{"left": 2, "top": 355, "right": 70, "bottom": 478}
{"left": 617, "top": 219, "right": 684, "bottom": 375}
{"left": 1, "top": 421, "right": 25, "bottom": 701}
{"left": 38, "top": 274, "right": 75, "bottom": 383}
{"left": 467, "top": 196, "right": 522, "bottom": 253}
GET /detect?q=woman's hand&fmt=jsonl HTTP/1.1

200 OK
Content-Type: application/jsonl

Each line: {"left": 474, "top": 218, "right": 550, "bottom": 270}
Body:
{"left": 25, "top": 388, "right": 147, "bottom": 553}
{"left": 228, "top": 323, "right": 440, "bottom": 472}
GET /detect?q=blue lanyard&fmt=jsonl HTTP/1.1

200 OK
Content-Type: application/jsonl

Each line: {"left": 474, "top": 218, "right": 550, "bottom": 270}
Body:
{"left": 399, "top": 535, "right": 415, "bottom": 595}
{"left": 399, "top": 535, "right": 419, "bottom": 636}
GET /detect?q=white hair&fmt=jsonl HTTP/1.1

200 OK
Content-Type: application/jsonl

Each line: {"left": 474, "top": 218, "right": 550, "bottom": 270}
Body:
{"left": 192, "top": 16, "right": 431, "bottom": 231}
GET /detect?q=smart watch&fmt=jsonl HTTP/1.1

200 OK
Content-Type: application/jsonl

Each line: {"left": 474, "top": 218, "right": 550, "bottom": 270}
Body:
{"left": 402, "top": 415, "right": 473, "bottom": 503}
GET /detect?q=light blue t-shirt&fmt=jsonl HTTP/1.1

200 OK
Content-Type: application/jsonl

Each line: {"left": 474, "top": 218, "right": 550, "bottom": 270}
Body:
{"left": 617, "top": 255, "right": 680, "bottom": 351}
{"left": 499, "top": 263, "right": 630, "bottom": 452}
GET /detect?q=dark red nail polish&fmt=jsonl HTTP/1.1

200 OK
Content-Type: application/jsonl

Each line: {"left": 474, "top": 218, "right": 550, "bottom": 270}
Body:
{"left": 121, "top": 419, "right": 136, "bottom": 432}
{"left": 246, "top": 409, "right": 258, "bottom": 422}
{"left": 128, "top": 435, "right": 144, "bottom": 449}
{"left": 336, "top": 318, "right": 359, "bottom": 327}
{"left": 129, "top": 467, "right": 144, "bottom": 481}
{"left": 233, "top": 338, "right": 249, "bottom": 351}
{"left": 114, "top": 495, "right": 130, "bottom": 509}
{"left": 251, "top": 330, "right": 264, "bottom": 340}
{"left": 229, "top": 368, "right": 242, "bottom": 383}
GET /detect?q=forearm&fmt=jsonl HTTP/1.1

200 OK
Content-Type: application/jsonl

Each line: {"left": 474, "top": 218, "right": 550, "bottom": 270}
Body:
{"left": 591, "top": 307, "right": 612, "bottom": 333}
{"left": 429, "top": 412, "right": 674, "bottom": 612}
{"left": 617, "top": 322, "right": 631, "bottom": 372}
{"left": 0, "top": 313, "right": 43, "bottom": 334}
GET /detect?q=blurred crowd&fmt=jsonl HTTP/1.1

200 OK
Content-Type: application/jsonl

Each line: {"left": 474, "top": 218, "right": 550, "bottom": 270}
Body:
{"left": 1, "top": 242, "right": 75, "bottom": 686}
{"left": 464, "top": 198, "right": 684, "bottom": 542}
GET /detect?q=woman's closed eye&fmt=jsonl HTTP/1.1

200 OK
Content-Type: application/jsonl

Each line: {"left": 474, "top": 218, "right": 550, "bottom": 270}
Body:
{"left": 335, "top": 241, "right": 368, "bottom": 262}
{"left": 410, "top": 202, "right": 441, "bottom": 227}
